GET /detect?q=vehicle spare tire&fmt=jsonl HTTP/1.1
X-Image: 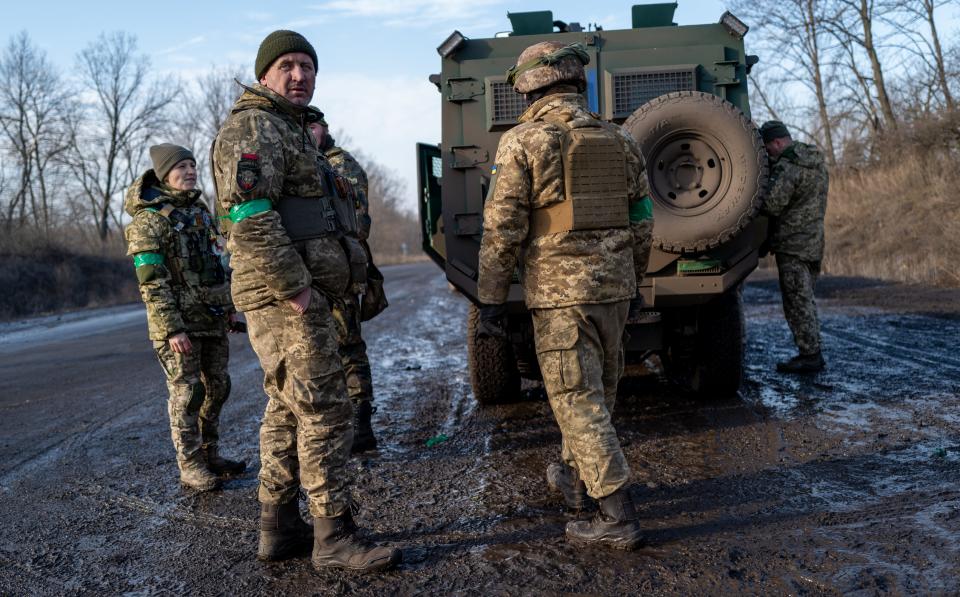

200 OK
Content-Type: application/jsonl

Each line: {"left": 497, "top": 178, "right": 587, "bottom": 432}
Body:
{"left": 623, "top": 91, "right": 768, "bottom": 253}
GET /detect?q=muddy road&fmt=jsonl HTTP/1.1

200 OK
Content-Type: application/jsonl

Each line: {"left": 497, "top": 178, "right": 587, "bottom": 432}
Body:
{"left": 1, "top": 262, "right": 959, "bottom": 595}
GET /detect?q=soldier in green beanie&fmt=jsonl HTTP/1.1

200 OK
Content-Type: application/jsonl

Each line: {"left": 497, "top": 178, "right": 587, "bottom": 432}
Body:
{"left": 760, "top": 121, "right": 829, "bottom": 373}
{"left": 124, "top": 144, "right": 246, "bottom": 492}
{"left": 212, "top": 30, "right": 401, "bottom": 572}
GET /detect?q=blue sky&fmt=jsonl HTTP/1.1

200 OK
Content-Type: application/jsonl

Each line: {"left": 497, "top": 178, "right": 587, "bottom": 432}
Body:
{"left": 0, "top": 0, "right": 820, "bottom": 210}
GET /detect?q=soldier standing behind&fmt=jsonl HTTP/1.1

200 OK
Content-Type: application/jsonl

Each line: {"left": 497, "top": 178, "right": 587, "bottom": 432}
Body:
{"left": 760, "top": 120, "right": 829, "bottom": 374}
{"left": 124, "top": 144, "right": 246, "bottom": 492}
{"left": 308, "top": 116, "right": 379, "bottom": 453}
{"left": 211, "top": 30, "right": 400, "bottom": 571}
{"left": 477, "top": 41, "right": 654, "bottom": 550}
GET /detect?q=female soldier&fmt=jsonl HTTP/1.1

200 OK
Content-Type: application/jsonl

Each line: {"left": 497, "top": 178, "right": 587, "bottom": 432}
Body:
{"left": 124, "top": 144, "right": 245, "bottom": 491}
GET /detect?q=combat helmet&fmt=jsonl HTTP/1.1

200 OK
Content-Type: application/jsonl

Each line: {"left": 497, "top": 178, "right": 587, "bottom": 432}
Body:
{"left": 506, "top": 41, "right": 590, "bottom": 94}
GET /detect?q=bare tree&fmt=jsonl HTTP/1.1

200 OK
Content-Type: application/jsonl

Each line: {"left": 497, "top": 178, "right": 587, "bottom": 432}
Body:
{"left": 66, "top": 32, "right": 180, "bottom": 241}
{"left": 0, "top": 32, "right": 73, "bottom": 236}
{"left": 881, "top": 0, "right": 954, "bottom": 111}
{"left": 170, "top": 66, "right": 243, "bottom": 197}
{"left": 730, "top": 0, "right": 838, "bottom": 165}
{"left": 824, "top": 0, "right": 898, "bottom": 130}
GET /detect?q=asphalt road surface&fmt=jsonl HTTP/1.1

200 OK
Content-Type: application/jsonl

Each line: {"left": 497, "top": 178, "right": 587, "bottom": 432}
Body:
{"left": 1, "top": 262, "right": 959, "bottom": 595}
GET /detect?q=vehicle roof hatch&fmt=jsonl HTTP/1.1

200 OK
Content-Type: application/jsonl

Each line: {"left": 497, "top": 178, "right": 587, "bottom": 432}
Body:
{"left": 632, "top": 3, "right": 678, "bottom": 28}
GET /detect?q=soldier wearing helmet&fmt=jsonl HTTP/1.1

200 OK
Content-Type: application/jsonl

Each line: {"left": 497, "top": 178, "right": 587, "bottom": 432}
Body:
{"left": 477, "top": 41, "right": 655, "bottom": 550}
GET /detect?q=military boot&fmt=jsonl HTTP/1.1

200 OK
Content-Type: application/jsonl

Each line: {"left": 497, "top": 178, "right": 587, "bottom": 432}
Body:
{"left": 205, "top": 446, "right": 247, "bottom": 476}
{"left": 776, "top": 351, "right": 825, "bottom": 374}
{"left": 565, "top": 487, "right": 643, "bottom": 550}
{"left": 257, "top": 500, "right": 314, "bottom": 561}
{"left": 179, "top": 455, "right": 221, "bottom": 492}
{"left": 351, "top": 401, "right": 378, "bottom": 453}
{"left": 546, "top": 462, "right": 589, "bottom": 510}
{"left": 312, "top": 509, "right": 401, "bottom": 572}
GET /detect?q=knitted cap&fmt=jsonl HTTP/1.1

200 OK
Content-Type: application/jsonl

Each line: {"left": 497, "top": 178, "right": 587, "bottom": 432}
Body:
{"left": 760, "top": 120, "right": 791, "bottom": 143}
{"left": 255, "top": 30, "right": 318, "bottom": 80}
{"left": 149, "top": 144, "right": 195, "bottom": 181}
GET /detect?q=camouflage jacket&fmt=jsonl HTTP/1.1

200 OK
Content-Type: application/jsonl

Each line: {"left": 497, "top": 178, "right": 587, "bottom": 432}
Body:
{"left": 763, "top": 141, "right": 829, "bottom": 262}
{"left": 326, "top": 146, "right": 371, "bottom": 241}
{"left": 477, "top": 93, "right": 652, "bottom": 308}
{"left": 124, "top": 170, "right": 232, "bottom": 341}
{"left": 212, "top": 83, "right": 349, "bottom": 312}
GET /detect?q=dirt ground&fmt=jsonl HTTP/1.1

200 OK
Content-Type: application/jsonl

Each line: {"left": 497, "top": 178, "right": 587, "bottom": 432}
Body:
{"left": 1, "top": 262, "right": 958, "bottom": 595}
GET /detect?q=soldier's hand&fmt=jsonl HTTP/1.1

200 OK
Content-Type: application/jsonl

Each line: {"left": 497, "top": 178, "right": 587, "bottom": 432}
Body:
{"left": 477, "top": 303, "right": 508, "bottom": 340}
{"left": 227, "top": 312, "right": 247, "bottom": 334}
{"left": 169, "top": 332, "right": 193, "bottom": 354}
{"left": 628, "top": 295, "right": 646, "bottom": 320}
{"left": 287, "top": 287, "right": 312, "bottom": 315}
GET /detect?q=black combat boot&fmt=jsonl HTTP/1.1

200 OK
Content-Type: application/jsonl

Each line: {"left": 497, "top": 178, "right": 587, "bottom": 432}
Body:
{"left": 546, "top": 462, "right": 589, "bottom": 510}
{"left": 206, "top": 446, "right": 247, "bottom": 476}
{"left": 776, "top": 351, "right": 825, "bottom": 374}
{"left": 179, "top": 455, "right": 221, "bottom": 492}
{"left": 312, "top": 509, "right": 401, "bottom": 572}
{"left": 565, "top": 487, "right": 644, "bottom": 550}
{"left": 257, "top": 500, "right": 313, "bottom": 561}
{"left": 351, "top": 401, "right": 378, "bottom": 453}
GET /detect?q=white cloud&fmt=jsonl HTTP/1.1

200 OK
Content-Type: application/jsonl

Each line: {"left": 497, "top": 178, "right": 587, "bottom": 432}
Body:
{"left": 245, "top": 11, "right": 274, "bottom": 22}
{"left": 310, "top": 0, "right": 506, "bottom": 28}
{"left": 157, "top": 35, "right": 206, "bottom": 56}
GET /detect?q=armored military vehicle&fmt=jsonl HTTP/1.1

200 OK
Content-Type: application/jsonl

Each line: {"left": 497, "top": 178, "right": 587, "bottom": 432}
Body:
{"left": 417, "top": 3, "right": 768, "bottom": 403}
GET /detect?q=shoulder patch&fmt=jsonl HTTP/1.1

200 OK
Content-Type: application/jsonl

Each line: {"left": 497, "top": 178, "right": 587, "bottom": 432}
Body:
{"left": 237, "top": 155, "right": 260, "bottom": 193}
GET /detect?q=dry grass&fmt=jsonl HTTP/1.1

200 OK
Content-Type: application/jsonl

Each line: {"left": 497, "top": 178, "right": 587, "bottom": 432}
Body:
{"left": 0, "top": 230, "right": 138, "bottom": 321}
{"left": 823, "top": 150, "right": 960, "bottom": 287}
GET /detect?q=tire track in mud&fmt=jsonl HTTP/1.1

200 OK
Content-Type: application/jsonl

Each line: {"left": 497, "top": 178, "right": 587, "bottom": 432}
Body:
{"left": 821, "top": 321, "right": 960, "bottom": 376}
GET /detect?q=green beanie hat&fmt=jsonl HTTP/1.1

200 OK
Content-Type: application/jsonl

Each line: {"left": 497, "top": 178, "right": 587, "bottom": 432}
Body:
{"left": 255, "top": 30, "right": 318, "bottom": 80}
{"left": 149, "top": 143, "right": 195, "bottom": 181}
{"left": 760, "top": 120, "right": 791, "bottom": 144}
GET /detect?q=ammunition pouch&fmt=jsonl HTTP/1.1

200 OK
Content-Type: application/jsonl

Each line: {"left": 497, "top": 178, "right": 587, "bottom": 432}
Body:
{"left": 331, "top": 189, "right": 359, "bottom": 236}
{"left": 340, "top": 235, "right": 369, "bottom": 294}
{"left": 529, "top": 116, "right": 630, "bottom": 238}
{"left": 360, "top": 246, "right": 388, "bottom": 321}
{"left": 275, "top": 195, "right": 340, "bottom": 241}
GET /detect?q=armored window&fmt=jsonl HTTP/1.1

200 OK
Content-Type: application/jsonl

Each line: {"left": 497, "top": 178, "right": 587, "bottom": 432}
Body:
{"left": 605, "top": 66, "right": 697, "bottom": 120}
{"left": 486, "top": 78, "right": 528, "bottom": 129}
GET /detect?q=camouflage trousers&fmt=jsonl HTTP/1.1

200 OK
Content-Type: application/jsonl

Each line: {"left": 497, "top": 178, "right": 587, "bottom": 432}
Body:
{"left": 245, "top": 289, "right": 353, "bottom": 518}
{"left": 331, "top": 294, "right": 373, "bottom": 404}
{"left": 532, "top": 301, "right": 631, "bottom": 499}
{"left": 153, "top": 334, "right": 231, "bottom": 468}
{"left": 776, "top": 253, "right": 822, "bottom": 355}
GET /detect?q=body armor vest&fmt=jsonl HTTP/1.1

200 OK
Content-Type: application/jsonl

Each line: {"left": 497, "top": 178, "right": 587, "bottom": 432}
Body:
{"left": 152, "top": 203, "right": 230, "bottom": 307}
{"left": 530, "top": 116, "right": 630, "bottom": 237}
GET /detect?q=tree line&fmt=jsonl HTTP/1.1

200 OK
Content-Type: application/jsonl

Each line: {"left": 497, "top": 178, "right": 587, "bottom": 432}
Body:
{"left": 730, "top": 0, "right": 960, "bottom": 167}
{"left": 0, "top": 31, "right": 419, "bottom": 261}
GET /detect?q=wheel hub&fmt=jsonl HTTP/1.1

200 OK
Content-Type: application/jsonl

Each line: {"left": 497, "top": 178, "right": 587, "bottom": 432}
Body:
{"left": 650, "top": 134, "right": 728, "bottom": 211}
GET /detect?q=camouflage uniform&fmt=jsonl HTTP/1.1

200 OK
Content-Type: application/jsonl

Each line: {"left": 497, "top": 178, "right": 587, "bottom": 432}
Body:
{"left": 212, "top": 83, "right": 353, "bottom": 518}
{"left": 477, "top": 92, "right": 653, "bottom": 499}
{"left": 763, "top": 141, "right": 829, "bottom": 355}
{"left": 123, "top": 170, "right": 234, "bottom": 472}
{"left": 325, "top": 146, "right": 374, "bottom": 407}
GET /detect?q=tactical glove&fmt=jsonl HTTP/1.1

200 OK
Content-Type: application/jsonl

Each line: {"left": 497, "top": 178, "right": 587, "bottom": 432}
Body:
{"left": 477, "top": 303, "right": 508, "bottom": 339}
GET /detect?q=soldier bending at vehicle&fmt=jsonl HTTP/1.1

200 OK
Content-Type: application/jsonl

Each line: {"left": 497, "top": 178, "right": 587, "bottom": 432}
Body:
{"left": 477, "top": 41, "right": 654, "bottom": 550}
{"left": 212, "top": 30, "right": 400, "bottom": 572}
{"left": 124, "top": 143, "right": 246, "bottom": 492}
{"left": 760, "top": 120, "right": 829, "bottom": 374}
{"left": 308, "top": 116, "right": 380, "bottom": 453}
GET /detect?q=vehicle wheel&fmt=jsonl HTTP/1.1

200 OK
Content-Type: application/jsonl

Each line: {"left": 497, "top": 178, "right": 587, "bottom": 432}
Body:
{"left": 623, "top": 91, "right": 768, "bottom": 253}
{"left": 466, "top": 303, "right": 522, "bottom": 405}
{"left": 664, "top": 287, "right": 744, "bottom": 397}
